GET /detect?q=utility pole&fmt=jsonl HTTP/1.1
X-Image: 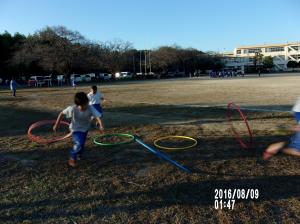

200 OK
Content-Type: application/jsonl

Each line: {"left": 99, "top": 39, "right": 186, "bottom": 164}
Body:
{"left": 133, "top": 54, "right": 135, "bottom": 73}
{"left": 144, "top": 50, "right": 147, "bottom": 75}
{"left": 139, "top": 50, "right": 142, "bottom": 73}
{"left": 149, "top": 50, "right": 151, "bottom": 73}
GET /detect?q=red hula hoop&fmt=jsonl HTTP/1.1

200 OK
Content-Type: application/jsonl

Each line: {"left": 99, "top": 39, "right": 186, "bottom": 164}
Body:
{"left": 227, "top": 102, "right": 253, "bottom": 149}
{"left": 28, "top": 120, "right": 71, "bottom": 144}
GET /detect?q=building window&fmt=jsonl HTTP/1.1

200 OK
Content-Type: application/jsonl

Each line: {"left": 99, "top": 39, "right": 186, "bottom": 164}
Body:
{"left": 248, "top": 48, "right": 262, "bottom": 53}
{"left": 290, "top": 46, "right": 300, "bottom": 51}
{"left": 265, "top": 47, "right": 284, "bottom": 52}
{"left": 236, "top": 50, "right": 241, "bottom": 54}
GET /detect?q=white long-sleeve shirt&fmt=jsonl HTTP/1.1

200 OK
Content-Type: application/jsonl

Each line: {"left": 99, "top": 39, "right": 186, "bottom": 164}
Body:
{"left": 87, "top": 92, "right": 103, "bottom": 105}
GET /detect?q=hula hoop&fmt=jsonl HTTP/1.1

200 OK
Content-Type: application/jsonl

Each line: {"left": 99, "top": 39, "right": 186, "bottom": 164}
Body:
{"left": 135, "top": 137, "right": 192, "bottom": 173}
{"left": 28, "top": 120, "right": 71, "bottom": 144}
{"left": 227, "top": 102, "right": 253, "bottom": 149}
{"left": 94, "top": 133, "right": 135, "bottom": 146}
{"left": 154, "top": 135, "right": 198, "bottom": 151}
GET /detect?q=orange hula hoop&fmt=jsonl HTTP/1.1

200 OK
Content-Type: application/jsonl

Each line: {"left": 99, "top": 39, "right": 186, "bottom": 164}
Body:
{"left": 28, "top": 120, "right": 71, "bottom": 144}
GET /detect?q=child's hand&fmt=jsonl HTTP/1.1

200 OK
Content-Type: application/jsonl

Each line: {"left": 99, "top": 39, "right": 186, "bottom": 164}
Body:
{"left": 294, "top": 125, "right": 300, "bottom": 132}
{"left": 53, "top": 124, "right": 58, "bottom": 132}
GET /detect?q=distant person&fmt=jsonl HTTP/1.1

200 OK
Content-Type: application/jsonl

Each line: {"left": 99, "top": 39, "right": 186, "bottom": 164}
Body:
{"left": 10, "top": 77, "right": 17, "bottom": 97}
{"left": 264, "top": 97, "right": 300, "bottom": 160}
{"left": 53, "top": 92, "right": 104, "bottom": 167}
{"left": 87, "top": 85, "right": 105, "bottom": 117}
{"left": 57, "top": 75, "right": 63, "bottom": 86}
{"left": 71, "top": 77, "right": 76, "bottom": 89}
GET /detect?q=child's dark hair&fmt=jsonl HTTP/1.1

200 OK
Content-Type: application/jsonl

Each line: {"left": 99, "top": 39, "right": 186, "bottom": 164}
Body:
{"left": 91, "top": 85, "right": 97, "bottom": 93}
{"left": 74, "top": 92, "right": 89, "bottom": 105}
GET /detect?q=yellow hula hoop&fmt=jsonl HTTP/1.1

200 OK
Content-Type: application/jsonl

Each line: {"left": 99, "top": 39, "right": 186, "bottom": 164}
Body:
{"left": 154, "top": 135, "right": 198, "bottom": 151}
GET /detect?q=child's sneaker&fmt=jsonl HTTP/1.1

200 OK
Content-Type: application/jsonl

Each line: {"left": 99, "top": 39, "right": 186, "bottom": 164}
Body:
{"left": 68, "top": 158, "right": 76, "bottom": 167}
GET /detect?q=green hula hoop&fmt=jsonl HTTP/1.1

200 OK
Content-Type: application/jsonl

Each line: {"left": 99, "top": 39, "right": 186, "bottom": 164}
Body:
{"left": 94, "top": 133, "right": 135, "bottom": 146}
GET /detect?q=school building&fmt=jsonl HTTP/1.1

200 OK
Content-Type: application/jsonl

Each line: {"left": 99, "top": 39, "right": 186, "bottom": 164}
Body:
{"left": 222, "top": 42, "right": 300, "bottom": 72}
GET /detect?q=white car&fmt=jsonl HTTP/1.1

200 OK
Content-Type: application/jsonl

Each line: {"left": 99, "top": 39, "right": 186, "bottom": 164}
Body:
{"left": 86, "top": 73, "right": 96, "bottom": 79}
{"left": 82, "top": 74, "right": 92, "bottom": 82}
{"left": 115, "top": 72, "right": 133, "bottom": 79}
{"left": 28, "top": 76, "right": 45, "bottom": 87}
{"left": 70, "top": 74, "right": 83, "bottom": 82}
{"left": 120, "top": 72, "right": 133, "bottom": 78}
{"left": 57, "top": 75, "right": 65, "bottom": 82}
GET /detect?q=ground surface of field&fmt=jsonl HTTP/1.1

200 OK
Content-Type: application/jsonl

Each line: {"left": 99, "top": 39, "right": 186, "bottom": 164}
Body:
{"left": 1, "top": 74, "right": 300, "bottom": 223}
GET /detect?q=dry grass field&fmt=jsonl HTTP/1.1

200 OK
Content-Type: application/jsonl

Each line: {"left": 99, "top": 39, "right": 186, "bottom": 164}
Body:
{"left": 1, "top": 74, "right": 300, "bottom": 223}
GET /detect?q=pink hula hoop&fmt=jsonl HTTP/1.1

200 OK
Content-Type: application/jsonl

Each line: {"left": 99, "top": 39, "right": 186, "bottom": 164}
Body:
{"left": 227, "top": 103, "right": 253, "bottom": 149}
{"left": 28, "top": 120, "right": 71, "bottom": 144}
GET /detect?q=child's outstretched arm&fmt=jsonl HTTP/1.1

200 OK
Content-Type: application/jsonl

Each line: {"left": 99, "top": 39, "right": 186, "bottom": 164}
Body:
{"left": 53, "top": 112, "right": 64, "bottom": 131}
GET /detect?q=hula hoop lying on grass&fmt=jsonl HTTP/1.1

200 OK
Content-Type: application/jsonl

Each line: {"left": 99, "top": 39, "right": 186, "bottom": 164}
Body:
{"left": 94, "top": 133, "right": 135, "bottom": 146}
{"left": 227, "top": 102, "right": 253, "bottom": 149}
{"left": 28, "top": 120, "right": 71, "bottom": 144}
{"left": 154, "top": 135, "right": 197, "bottom": 151}
{"left": 135, "top": 137, "right": 192, "bottom": 173}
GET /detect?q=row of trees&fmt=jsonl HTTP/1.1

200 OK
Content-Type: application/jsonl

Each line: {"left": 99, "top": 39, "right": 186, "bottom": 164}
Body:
{"left": 0, "top": 26, "right": 224, "bottom": 80}
{"left": 253, "top": 53, "right": 274, "bottom": 70}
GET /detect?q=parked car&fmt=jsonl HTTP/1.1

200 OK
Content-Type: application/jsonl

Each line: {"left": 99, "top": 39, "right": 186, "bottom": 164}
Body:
{"left": 114, "top": 72, "right": 121, "bottom": 79}
{"left": 120, "top": 72, "right": 133, "bottom": 79}
{"left": 70, "top": 74, "right": 83, "bottom": 82}
{"left": 98, "top": 73, "right": 112, "bottom": 81}
{"left": 82, "top": 74, "right": 92, "bottom": 82}
{"left": 28, "top": 76, "right": 45, "bottom": 87}
{"left": 44, "top": 75, "right": 53, "bottom": 86}
{"left": 86, "top": 73, "right": 96, "bottom": 81}
{"left": 56, "top": 75, "right": 65, "bottom": 82}
{"left": 161, "top": 72, "right": 175, "bottom": 78}
{"left": 114, "top": 72, "right": 133, "bottom": 79}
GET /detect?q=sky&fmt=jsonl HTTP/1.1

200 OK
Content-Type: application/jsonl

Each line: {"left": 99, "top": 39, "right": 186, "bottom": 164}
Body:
{"left": 0, "top": 0, "right": 299, "bottom": 52}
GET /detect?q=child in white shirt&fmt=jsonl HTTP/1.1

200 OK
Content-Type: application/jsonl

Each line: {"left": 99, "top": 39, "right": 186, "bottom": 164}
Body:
{"left": 87, "top": 85, "right": 105, "bottom": 116}
{"left": 53, "top": 92, "right": 104, "bottom": 167}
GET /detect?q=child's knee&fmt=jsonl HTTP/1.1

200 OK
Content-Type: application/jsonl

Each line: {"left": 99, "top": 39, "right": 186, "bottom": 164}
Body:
{"left": 73, "top": 141, "right": 83, "bottom": 153}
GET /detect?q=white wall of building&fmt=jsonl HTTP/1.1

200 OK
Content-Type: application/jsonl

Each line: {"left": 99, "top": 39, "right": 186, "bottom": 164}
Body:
{"left": 224, "top": 42, "right": 300, "bottom": 71}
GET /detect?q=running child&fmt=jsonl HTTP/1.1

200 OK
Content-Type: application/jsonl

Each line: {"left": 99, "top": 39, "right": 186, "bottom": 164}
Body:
{"left": 53, "top": 92, "right": 104, "bottom": 167}
{"left": 87, "top": 85, "right": 105, "bottom": 116}
{"left": 264, "top": 98, "right": 300, "bottom": 159}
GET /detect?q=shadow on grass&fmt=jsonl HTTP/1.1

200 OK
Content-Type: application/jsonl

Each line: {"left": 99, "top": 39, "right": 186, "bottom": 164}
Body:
{"left": 0, "top": 105, "right": 55, "bottom": 137}
{"left": 0, "top": 174, "right": 299, "bottom": 222}
{"left": 0, "top": 102, "right": 295, "bottom": 137}
{"left": 106, "top": 104, "right": 293, "bottom": 124}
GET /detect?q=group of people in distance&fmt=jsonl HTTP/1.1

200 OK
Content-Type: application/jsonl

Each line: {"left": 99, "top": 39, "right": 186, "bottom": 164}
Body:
{"left": 210, "top": 70, "right": 245, "bottom": 78}
{"left": 53, "top": 85, "right": 106, "bottom": 167}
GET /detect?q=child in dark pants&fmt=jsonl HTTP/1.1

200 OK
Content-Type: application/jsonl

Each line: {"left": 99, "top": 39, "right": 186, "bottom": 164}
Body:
{"left": 53, "top": 92, "right": 104, "bottom": 167}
